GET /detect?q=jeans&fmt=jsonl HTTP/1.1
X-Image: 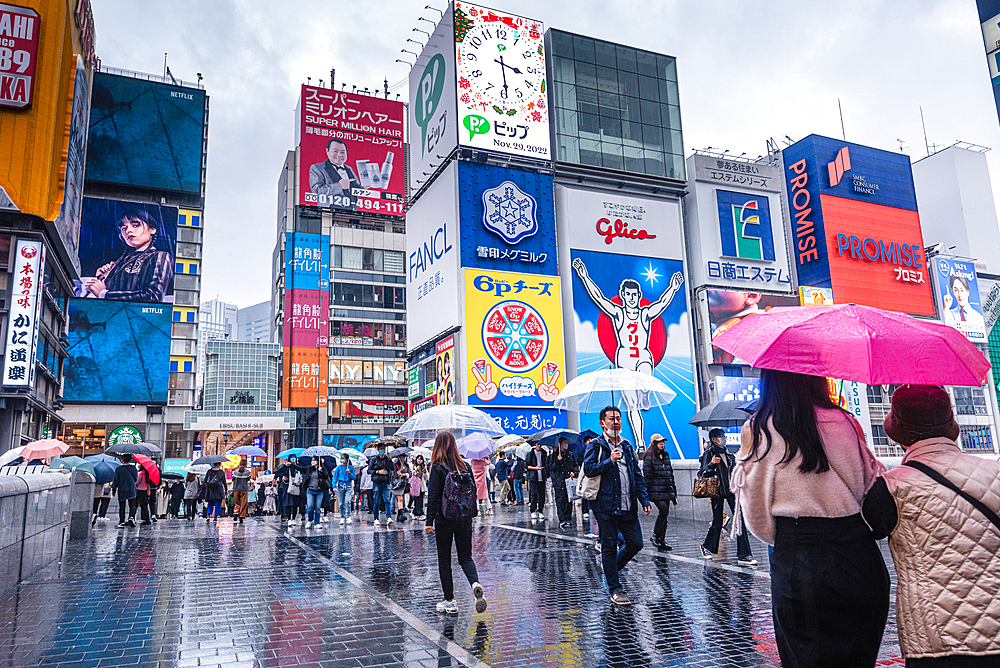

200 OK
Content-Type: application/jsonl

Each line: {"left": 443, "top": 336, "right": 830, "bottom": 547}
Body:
{"left": 434, "top": 518, "right": 479, "bottom": 601}
{"left": 594, "top": 509, "right": 644, "bottom": 593}
{"left": 305, "top": 489, "right": 324, "bottom": 525}
{"left": 117, "top": 496, "right": 137, "bottom": 523}
{"left": 512, "top": 479, "right": 524, "bottom": 503}
{"left": 184, "top": 499, "right": 196, "bottom": 518}
{"left": 703, "top": 494, "right": 752, "bottom": 559}
{"left": 372, "top": 483, "right": 392, "bottom": 521}
{"left": 336, "top": 483, "right": 351, "bottom": 518}
{"left": 528, "top": 480, "right": 546, "bottom": 513}
{"left": 552, "top": 477, "right": 572, "bottom": 522}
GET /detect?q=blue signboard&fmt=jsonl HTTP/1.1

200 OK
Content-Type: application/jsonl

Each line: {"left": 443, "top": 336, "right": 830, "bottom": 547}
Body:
{"left": 933, "top": 258, "right": 987, "bottom": 341}
{"left": 458, "top": 162, "right": 557, "bottom": 276}
{"left": 781, "top": 135, "right": 919, "bottom": 288}
{"left": 479, "top": 407, "right": 567, "bottom": 435}
{"left": 285, "top": 233, "right": 330, "bottom": 291}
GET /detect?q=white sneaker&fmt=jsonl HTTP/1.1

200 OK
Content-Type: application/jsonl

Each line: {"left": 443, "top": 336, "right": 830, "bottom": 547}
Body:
{"left": 738, "top": 557, "right": 758, "bottom": 566}
{"left": 531, "top": 512, "right": 539, "bottom": 519}
{"left": 373, "top": 521, "right": 381, "bottom": 529}
{"left": 583, "top": 512, "right": 589, "bottom": 520}
{"left": 339, "top": 518, "right": 346, "bottom": 525}
{"left": 386, "top": 517, "right": 394, "bottom": 525}
{"left": 346, "top": 518, "right": 353, "bottom": 525}
{"left": 436, "top": 599, "right": 459, "bottom": 615}
{"left": 471, "top": 582, "right": 487, "bottom": 613}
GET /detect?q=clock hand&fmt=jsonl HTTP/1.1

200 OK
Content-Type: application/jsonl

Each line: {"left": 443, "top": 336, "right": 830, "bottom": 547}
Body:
{"left": 493, "top": 57, "right": 522, "bottom": 75}
{"left": 495, "top": 55, "right": 509, "bottom": 90}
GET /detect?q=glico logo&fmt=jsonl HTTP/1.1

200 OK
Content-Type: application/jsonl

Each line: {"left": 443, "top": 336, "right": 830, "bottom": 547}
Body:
{"left": 716, "top": 189, "right": 775, "bottom": 261}
{"left": 828, "top": 147, "right": 851, "bottom": 186}
{"left": 596, "top": 218, "right": 657, "bottom": 245}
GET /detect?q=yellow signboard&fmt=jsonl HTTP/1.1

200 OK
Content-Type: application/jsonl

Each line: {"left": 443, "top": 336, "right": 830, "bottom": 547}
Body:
{"left": 464, "top": 268, "right": 565, "bottom": 410}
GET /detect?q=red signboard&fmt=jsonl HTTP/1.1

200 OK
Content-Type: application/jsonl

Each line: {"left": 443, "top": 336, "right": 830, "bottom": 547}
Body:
{"left": 822, "top": 194, "right": 935, "bottom": 316}
{"left": 0, "top": 3, "right": 40, "bottom": 109}
{"left": 298, "top": 85, "right": 405, "bottom": 217}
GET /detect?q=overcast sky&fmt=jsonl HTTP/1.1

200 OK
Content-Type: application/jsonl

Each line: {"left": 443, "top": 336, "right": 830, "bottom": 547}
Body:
{"left": 91, "top": 0, "right": 1000, "bottom": 308}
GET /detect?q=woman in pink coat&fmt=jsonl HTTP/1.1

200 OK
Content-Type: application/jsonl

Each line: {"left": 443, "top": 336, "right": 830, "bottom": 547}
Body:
{"left": 470, "top": 457, "right": 492, "bottom": 516}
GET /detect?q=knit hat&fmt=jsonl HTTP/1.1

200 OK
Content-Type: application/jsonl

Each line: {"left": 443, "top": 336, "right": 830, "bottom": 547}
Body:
{"left": 883, "top": 385, "right": 959, "bottom": 447}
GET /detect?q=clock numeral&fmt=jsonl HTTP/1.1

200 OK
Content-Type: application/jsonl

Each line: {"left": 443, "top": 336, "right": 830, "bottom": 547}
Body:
{"left": 470, "top": 36, "right": 481, "bottom": 48}
{"left": 522, "top": 51, "right": 532, "bottom": 60}
{"left": 481, "top": 28, "right": 492, "bottom": 40}
{"left": 466, "top": 52, "right": 477, "bottom": 61}
{"left": 525, "top": 67, "right": 537, "bottom": 74}
{"left": 500, "top": 87, "right": 508, "bottom": 99}
{"left": 524, "top": 80, "right": 535, "bottom": 90}
{"left": 515, "top": 88, "right": 523, "bottom": 99}
{"left": 470, "top": 70, "right": 482, "bottom": 78}
{"left": 485, "top": 82, "right": 494, "bottom": 92}
{"left": 497, "top": 29, "right": 508, "bottom": 40}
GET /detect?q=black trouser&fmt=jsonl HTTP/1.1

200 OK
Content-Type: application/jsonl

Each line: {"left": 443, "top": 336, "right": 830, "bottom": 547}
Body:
{"left": 434, "top": 518, "right": 479, "bottom": 601}
{"left": 184, "top": 499, "right": 196, "bottom": 518}
{"left": 772, "top": 515, "right": 889, "bottom": 668}
{"left": 652, "top": 500, "right": 671, "bottom": 540}
{"left": 594, "top": 508, "right": 643, "bottom": 593}
{"left": 551, "top": 477, "right": 572, "bottom": 522}
{"left": 136, "top": 490, "right": 151, "bottom": 522}
{"left": 703, "top": 493, "right": 752, "bottom": 559}
{"left": 118, "top": 497, "right": 137, "bottom": 522}
{"left": 92, "top": 497, "right": 110, "bottom": 518}
{"left": 169, "top": 498, "right": 181, "bottom": 517}
{"left": 412, "top": 493, "right": 424, "bottom": 517}
{"left": 528, "top": 480, "right": 546, "bottom": 513}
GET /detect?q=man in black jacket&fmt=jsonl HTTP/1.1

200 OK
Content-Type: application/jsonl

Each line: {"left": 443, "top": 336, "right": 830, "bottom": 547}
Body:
{"left": 510, "top": 455, "right": 525, "bottom": 505}
{"left": 368, "top": 444, "right": 396, "bottom": 527}
{"left": 495, "top": 453, "right": 511, "bottom": 506}
{"left": 547, "top": 438, "right": 578, "bottom": 527}
{"left": 526, "top": 441, "right": 548, "bottom": 520}
{"left": 111, "top": 455, "right": 138, "bottom": 528}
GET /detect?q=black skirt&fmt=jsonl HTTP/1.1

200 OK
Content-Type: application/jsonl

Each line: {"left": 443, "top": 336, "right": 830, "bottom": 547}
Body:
{"left": 771, "top": 514, "right": 890, "bottom": 668}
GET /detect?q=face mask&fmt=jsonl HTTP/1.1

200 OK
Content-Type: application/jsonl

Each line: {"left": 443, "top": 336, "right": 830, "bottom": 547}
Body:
{"left": 606, "top": 428, "right": 621, "bottom": 439}
{"left": 378, "top": 449, "right": 386, "bottom": 455}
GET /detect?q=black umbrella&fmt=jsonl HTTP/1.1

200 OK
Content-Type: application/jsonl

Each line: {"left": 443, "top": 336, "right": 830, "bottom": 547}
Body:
{"left": 528, "top": 428, "right": 580, "bottom": 448}
{"left": 739, "top": 399, "right": 758, "bottom": 413}
{"left": 161, "top": 472, "right": 185, "bottom": 480}
{"left": 137, "top": 442, "right": 162, "bottom": 454}
{"left": 689, "top": 400, "right": 752, "bottom": 428}
{"left": 105, "top": 442, "right": 156, "bottom": 456}
{"left": 191, "top": 454, "right": 230, "bottom": 466}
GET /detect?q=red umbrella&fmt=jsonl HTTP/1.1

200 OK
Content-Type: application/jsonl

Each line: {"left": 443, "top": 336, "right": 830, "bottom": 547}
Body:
{"left": 132, "top": 454, "right": 161, "bottom": 486}
{"left": 712, "top": 303, "right": 991, "bottom": 386}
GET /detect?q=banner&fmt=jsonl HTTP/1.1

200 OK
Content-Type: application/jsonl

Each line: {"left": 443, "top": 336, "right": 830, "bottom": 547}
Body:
{"left": 933, "top": 257, "right": 986, "bottom": 341}
{"left": 2, "top": 239, "right": 44, "bottom": 387}
{"left": 570, "top": 248, "right": 698, "bottom": 457}
{"left": 464, "top": 269, "right": 565, "bottom": 420}
{"left": 707, "top": 289, "right": 800, "bottom": 364}
{"left": 298, "top": 85, "right": 405, "bottom": 216}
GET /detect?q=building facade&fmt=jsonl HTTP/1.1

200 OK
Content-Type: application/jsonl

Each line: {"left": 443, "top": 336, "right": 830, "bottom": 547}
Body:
{"left": 236, "top": 301, "right": 271, "bottom": 342}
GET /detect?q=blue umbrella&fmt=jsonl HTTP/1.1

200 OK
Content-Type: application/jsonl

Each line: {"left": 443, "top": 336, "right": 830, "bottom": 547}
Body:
{"left": 275, "top": 448, "right": 306, "bottom": 459}
{"left": 93, "top": 461, "right": 116, "bottom": 485}
{"left": 85, "top": 454, "right": 122, "bottom": 466}
{"left": 300, "top": 446, "right": 341, "bottom": 457}
{"left": 570, "top": 429, "right": 600, "bottom": 459}
{"left": 228, "top": 445, "right": 267, "bottom": 457}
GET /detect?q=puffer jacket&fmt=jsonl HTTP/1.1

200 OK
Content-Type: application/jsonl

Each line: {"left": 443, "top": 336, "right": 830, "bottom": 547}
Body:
{"left": 642, "top": 451, "right": 677, "bottom": 503}
{"left": 862, "top": 437, "right": 1000, "bottom": 660}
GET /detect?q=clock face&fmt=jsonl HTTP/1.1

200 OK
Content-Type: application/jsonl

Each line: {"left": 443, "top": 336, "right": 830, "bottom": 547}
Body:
{"left": 454, "top": 2, "right": 550, "bottom": 159}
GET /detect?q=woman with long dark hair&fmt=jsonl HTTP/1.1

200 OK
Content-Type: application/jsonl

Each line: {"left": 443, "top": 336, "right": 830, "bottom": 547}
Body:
{"left": 734, "top": 370, "right": 888, "bottom": 667}
{"left": 425, "top": 432, "right": 487, "bottom": 615}
{"left": 641, "top": 433, "right": 677, "bottom": 551}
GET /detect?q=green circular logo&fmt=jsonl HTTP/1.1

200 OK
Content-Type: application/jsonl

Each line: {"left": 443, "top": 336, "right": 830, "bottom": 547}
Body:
{"left": 108, "top": 425, "right": 142, "bottom": 446}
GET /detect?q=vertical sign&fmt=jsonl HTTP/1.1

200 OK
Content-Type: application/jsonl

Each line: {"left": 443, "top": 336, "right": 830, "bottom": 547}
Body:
{"left": 3, "top": 239, "right": 44, "bottom": 386}
{"left": 283, "top": 233, "right": 330, "bottom": 408}
{"left": 0, "top": 3, "right": 39, "bottom": 109}
{"left": 453, "top": 1, "right": 551, "bottom": 160}
{"left": 54, "top": 55, "right": 90, "bottom": 275}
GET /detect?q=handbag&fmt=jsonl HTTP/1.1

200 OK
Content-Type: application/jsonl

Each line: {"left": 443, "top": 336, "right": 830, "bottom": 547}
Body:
{"left": 576, "top": 444, "right": 605, "bottom": 501}
{"left": 287, "top": 471, "right": 303, "bottom": 496}
{"left": 692, "top": 476, "right": 720, "bottom": 499}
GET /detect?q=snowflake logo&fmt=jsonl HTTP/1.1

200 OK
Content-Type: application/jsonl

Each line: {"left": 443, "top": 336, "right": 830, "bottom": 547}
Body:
{"left": 481, "top": 180, "right": 538, "bottom": 244}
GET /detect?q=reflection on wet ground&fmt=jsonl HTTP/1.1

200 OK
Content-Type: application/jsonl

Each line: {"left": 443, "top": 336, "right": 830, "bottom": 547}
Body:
{"left": 0, "top": 506, "right": 902, "bottom": 667}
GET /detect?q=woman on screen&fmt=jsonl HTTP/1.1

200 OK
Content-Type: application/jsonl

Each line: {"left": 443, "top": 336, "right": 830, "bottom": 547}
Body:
{"left": 81, "top": 209, "right": 174, "bottom": 303}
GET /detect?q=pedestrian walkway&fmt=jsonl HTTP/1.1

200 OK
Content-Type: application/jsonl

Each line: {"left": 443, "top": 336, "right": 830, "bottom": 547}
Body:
{"left": 0, "top": 505, "right": 902, "bottom": 667}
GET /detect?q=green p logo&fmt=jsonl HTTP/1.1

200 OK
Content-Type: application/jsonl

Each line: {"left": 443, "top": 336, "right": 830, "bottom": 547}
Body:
{"left": 463, "top": 114, "right": 490, "bottom": 141}
{"left": 415, "top": 53, "right": 446, "bottom": 157}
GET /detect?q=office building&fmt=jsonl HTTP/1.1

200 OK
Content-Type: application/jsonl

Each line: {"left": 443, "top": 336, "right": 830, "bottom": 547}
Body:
{"left": 237, "top": 300, "right": 271, "bottom": 342}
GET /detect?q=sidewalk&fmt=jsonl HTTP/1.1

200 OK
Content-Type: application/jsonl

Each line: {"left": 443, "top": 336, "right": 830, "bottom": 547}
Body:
{"left": 0, "top": 503, "right": 902, "bottom": 667}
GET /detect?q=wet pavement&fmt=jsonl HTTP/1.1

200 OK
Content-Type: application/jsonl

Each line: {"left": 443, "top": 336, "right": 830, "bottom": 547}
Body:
{"left": 0, "top": 503, "right": 903, "bottom": 667}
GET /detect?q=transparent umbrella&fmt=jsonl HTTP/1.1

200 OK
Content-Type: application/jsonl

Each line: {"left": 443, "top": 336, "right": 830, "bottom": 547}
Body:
{"left": 395, "top": 404, "right": 506, "bottom": 440}
{"left": 554, "top": 368, "right": 677, "bottom": 413}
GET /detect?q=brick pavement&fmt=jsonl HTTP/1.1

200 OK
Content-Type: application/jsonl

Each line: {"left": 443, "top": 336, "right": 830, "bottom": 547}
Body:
{"left": 0, "top": 503, "right": 904, "bottom": 667}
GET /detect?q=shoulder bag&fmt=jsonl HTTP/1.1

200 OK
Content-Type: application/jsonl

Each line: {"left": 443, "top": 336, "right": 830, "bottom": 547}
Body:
{"left": 903, "top": 461, "right": 1000, "bottom": 533}
{"left": 576, "top": 443, "right": 605, "bottom": 500}
{"left": 693, "top": 453, "right": 721, "bottom": 498}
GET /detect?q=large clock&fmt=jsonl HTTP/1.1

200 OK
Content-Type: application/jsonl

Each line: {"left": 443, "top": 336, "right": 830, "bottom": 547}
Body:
{"left": 454, "top": 1, "right": 550, "bottom": 159}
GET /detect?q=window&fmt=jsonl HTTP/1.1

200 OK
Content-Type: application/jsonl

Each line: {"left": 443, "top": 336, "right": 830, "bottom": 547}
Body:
{"left": 384, "top": 250, "right": 404, "bottom": 274}
{"left": 866, "top": 385, "right": 884, "bottom": 405}
{"left": 959, "top": 426, "right": 994, "bottom": 452}
{"left": 954, "top": 387, "right": 988, "bottom": 416}
{"left": 342, "top": 246, "right": 362, "bottom": 270}
{"left": 870, "top": 424, "right": 903, "bottom": 458}
{"left": 363, "top": 248, "right": 383, "bottom": 272}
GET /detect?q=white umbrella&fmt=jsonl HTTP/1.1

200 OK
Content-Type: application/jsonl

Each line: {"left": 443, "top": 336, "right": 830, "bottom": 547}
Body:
{"left": 554, "top": 368, "right": 677, "bottom": 413}
{"left": 395, "top": 404, "right": 506, "bottom": 440}
{"left": 496, "top": 435, "right": 526, "bottom": 449}
{"left": 514, "top": 443, "right": 533, "bottom": 460}
{"left": 410, "top": 445, "right": 432, "bottom": 460}
{"left": 0, "top": 445, "right": 25, "bottom": 467}
{"left": 181, "top": 461, "right": 211, "bottom": 475}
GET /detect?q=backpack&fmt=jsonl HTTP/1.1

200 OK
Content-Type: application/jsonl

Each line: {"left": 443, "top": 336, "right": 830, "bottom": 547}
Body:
{"left": 441, "top": 466, "right": 478, "bottom": 521}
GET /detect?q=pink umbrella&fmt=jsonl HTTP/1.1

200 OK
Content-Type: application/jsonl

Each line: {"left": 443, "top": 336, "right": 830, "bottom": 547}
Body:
{"left": 712, "top": 303, "right": 991, "bottom": 386}
{"left": 21, "top": 439, "right": 68, "bottom": 461}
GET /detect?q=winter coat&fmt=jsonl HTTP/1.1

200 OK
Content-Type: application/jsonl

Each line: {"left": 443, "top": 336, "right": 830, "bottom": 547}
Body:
{"left": 368, "top": 454, "right": 395, "bottom": 485}
{"left": 204, "top": 468, "right": 228, "bottom": 502}
{"left": 862, "top": 437, "right": 1000, "bottom": 661}
{"left": 183, "top": 478, "right": 200, "bottom": 499}
{"left": 698, "top": 444, "right": 736, "bottom": 498}
{"left": 112, "top": 463, "right": 137, "bottom": 500}
{"left": 642, "top": 451, "right": 677, "bottom": 503}
{"left": 546, "top": 448, "right": 577, "bottom": 481}
{"left": 525, "top": 448, "right": 548, "bottom": 482}
{"left": 510, "top": 457, "right": 525, "bottom": 480}
{"left": 582, "top": 435, "right": 650, "bottom": 516}
{"left": 495, "top": 458, "right": 511, "bottom": 482}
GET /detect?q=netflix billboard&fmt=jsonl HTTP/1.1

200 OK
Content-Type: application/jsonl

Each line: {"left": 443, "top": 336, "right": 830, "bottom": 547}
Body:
{"left": 298, "top": 85, "right": 405, "bottom": 217}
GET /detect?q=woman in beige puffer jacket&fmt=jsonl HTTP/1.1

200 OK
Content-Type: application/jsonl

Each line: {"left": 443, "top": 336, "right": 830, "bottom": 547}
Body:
{"left": 862, "top": 385, "right": 1000, "bottom": 666}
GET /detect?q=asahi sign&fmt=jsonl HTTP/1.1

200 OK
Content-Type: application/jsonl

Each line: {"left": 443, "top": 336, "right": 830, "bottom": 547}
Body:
{"left": 0, "top": 3, "right": 40, "bottom": 109}
{"left": 225, "top": 388, "right": 261, "bottom": 406}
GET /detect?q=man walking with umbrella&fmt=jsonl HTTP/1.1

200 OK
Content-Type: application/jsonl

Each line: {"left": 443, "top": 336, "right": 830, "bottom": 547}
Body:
{"left": 232, "top": 458, "right": 251, "bottom": 524}
{"left": 112, "top": 454, "right": 138, "bottom": 528}
{"left": 548, "top": 437, "right": 578, "bottom": 527}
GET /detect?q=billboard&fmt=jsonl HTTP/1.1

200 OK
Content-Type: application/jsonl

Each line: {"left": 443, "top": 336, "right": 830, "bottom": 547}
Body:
{"left": 933, "top": 257, "right": 987, "bottom": 341}
{"left": 2, "top": 239, "right": 44, "bottom": 387}
{"left": 686, "top": 155, "right": 793, "bottom": 292}
{"left": 282, "top": 232, "right": 330, "bottom": 409}
{"left": 458, "top": 161, "right": 556, "bottom": 275}
{"left": 76, "top": 198, "right": 177, "bottom": 303}
{"left": 978, "top": 0, "right": 1000, "bottom": 128}
{"left": 706, "top": 289, "right": 800, "bottom": 364}
{"left": 465, "top": 268, "right": 565, "bottom": 426}
{"left": 782, "top": 135, "right": 934, "bottom": 316}
{"left": 322, "top": 433, "right": 378, "bottom": 450}
{"left": 435, "top": 335, "right": 456, "bottom": 406}
{"left": 406, "top": 161, "right": 460, "bottom": 349}
{"left": 453, "top": 1, "right": 551, "bottom": 160}
{"left": 64, "top": 300, "right": 171, "bottom": 403}
{"left": 52, "top": 56, "right": 90, "bottom": 275}
{"left": 829, "top": 379, "right": 874, "bottom": 448}
{"left": 799, "top": 286, "right": 834, "bottom": 306}
{"left": 570, "top": 249, "right": 697, "bottom": 457}
{"left": 297, "top": 85, "right": 405, "bottom": 216}
{"left": 408, "top": 3, "right": 458, "bottom": 193}
{"left": 0, "top": 4, "right": 39, "bottom": 109}
{"left": 86, "top": 72, "right": 206, "bottom": 194}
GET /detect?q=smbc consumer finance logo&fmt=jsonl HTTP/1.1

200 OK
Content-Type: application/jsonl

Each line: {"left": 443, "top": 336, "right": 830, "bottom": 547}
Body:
{"left": 716, "top": 189, "right": 775, "bottom": 261}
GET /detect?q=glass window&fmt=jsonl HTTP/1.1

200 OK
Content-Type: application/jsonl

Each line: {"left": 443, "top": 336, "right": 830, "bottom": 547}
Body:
{"left": 638, "top": 75, "right": 659, "bottom": 101}
{"left": 552, "top": 56, "right": 575, "bottom": 85}
{"left": 575, "top": 62, "right": 597, "bottom": 90}
{"left": 866, "top": 385, "right": 884, "bottom": 405}
{"left": 660, "top": 55, "right": 677, "bottom": 82}
{"left": 340, "top": 283, "right": 361, "bottom": 306}
{"left": 601, "top": 143, "right": 624, "bottom": 171}
{"left": 333, "top": 245, "right": 342, "bottom": 268}
{"left": 579, "top": 137, "right": 602, "bottom": 167}
{"left": 636, "top": 50, "right": 657, "bottom": 77}
{"left": 642, "top": 150, "right": 666, "bottom": 177}
{"left": 578, "top": 111, "right": 600, "bottom": 135}
{"left": 342, "top": 246, "right": 362, "bottom": 270}
{"left": 550, "top": 29, "right": 573, "bottom": 58}
{"left": 600, "top": 114, "right": 622, "bottom": 139}
{"left": 384, "top": 250, "right": 404, "bottom": 274}
{"left": 362, "top": 285, "right": 373, "bottom": 307}
{"left": 643, "top": 125, "right": 663, "bottom": 149}
{"left": 623, "top": 145, "right": 645, "bottom": 174}
{"left": 557, "top": 134, "right": 580, "bottom": 163}
{"left": 573, "top": 35, "right": 596, "bottom": 63}
{"left": 594, "top": 41, "right": 616, "bottom": 68}
{"left": 596, "top": 66, "right": 619, "bottom": 93}
{"left": 639, "top": 99, "right": 660, "bottom": 126}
